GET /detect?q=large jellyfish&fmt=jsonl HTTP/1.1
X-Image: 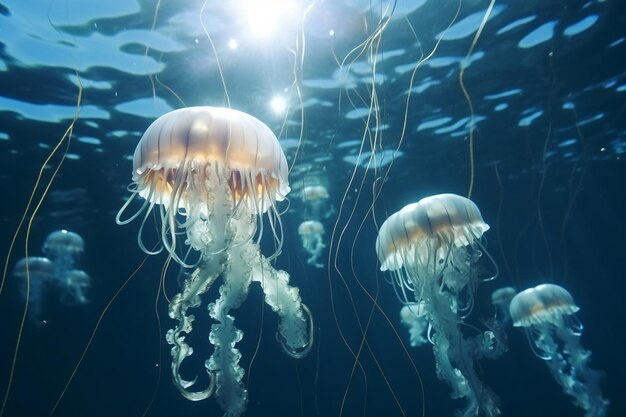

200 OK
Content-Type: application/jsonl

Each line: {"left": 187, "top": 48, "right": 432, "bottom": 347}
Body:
{"left": 116, "top": 106, "right": 313, "bottom": 417}
{"left": 376, "top": 193, "right": 505, "bottom": 417}
{"left": 509, "top": 284, "right": 608, "bottom": 417}
{"left": 13, "top": 257, "right": 54, "bottom": 325}
{"left": 298, "top": 220, "right": 325, "bottom": 268}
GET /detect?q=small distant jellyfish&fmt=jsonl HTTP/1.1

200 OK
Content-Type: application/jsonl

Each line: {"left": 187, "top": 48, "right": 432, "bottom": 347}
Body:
{"left": 491, "top": 286, "right": 516, "bottom": 325}
{"left": 298, "top": 220, "right": 325, "bottom": 268}
{"left": 377, "top": 193, "right": 504, "bottom": 417}
{"left": 400, "top": 301, "right": 428, "bottom": 347}
{"left": 13, "top": 257, "right": 54, "bottom": 325}
{"left": 42, "top": 229, "right": 85, "bottom": 278}
{"left": 42, "top": 229, "right": 91, "bottom": 305}
{"left": 59, "top": 270, "right": 91, "bottom": 305}
{"left": 509, "top": 284, "right": 608, "bottom": 417}
{"left": 302, "top": 184, "right": 331, "bottom": 218}
{"left": 117, "top": 106, "right": 313, "bottom": 417}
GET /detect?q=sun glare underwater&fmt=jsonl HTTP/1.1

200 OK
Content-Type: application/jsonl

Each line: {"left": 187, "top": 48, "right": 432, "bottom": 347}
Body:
{"left": 1, "top": 1, "right": 625, "bottom": 417}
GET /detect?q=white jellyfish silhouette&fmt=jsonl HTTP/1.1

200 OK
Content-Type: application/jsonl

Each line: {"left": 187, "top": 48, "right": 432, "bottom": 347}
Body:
{"left": 42, "top": 229, "right": 91, "bottom": 305}
{"left": 302, "top": 184, "right": 330, "bottom": 218}
{"left": 400, "top": 301, "right": 429, "bottom": 347}
{"left": 298, "top": 220, "right": 326, "bottom": 268}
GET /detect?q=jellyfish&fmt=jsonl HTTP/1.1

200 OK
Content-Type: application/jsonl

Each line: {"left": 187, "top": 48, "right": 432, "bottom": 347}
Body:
{"left": 13, "top": 257, "right": 55, "bottom": 325}
{"left": 298, "top": 220, "right": 325, "bottom": 268}
{"left": 116, "top": 106, "right": 313, "bottom": 417}
{"left": 58, "top": 270, "right": 91, "bottom": 305}
{"left": 376, "top": 193, "right": 504, "bottom": 417}
{"left": 509, "top": 284, "right": 608, "bottom": 417}
{"left": 302, "top": 184, "right": 332, "bottom": 219}
{"left": 399, "top": 301, "right": 428, "bottom": 347}
{"left": 491, "top": 286, "right": 516, "bottom": 325}
{"left": 42, "top": 229, "right": 85, "bottom": 280}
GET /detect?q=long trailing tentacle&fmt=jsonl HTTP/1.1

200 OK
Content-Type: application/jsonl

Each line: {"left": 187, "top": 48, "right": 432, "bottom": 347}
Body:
{"left": 206, "top": 238, "right": 255, "bottom": 417}
{"left": 165, "top": 256, "right": 224, "bottom": 400}
{"left": 278, "top": 302, "right": 314, "bottom": 359}
{"left": 251, "top": 246, "right": 313, "bottom": 359}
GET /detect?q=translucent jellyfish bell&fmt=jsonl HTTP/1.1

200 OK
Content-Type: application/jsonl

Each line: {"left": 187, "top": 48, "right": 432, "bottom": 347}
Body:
{"left": 43, "top": 230, "right": 85, "bottom": 260}
{"left": 42, "top": 229, "right": 85, "bottom": 284}
{"left": 510, "top": 284, "right": 608, "bottom": 417}
{"left": 510, "top": 283, "right": 582, "bottom": 354}
{"left": 301, "top": 184, "right": 333, "bottom": 219}
{"left": 376, "top": 193, "right": 495, "bottom": 312}
{"left": 117, "top": 107, "right": 312, "bottom": 417}
{"left": 13, "top": 257, "right": 55, "bottom": 280}
{"left": 119, "top": 106, "right": 289, "bottom": 264}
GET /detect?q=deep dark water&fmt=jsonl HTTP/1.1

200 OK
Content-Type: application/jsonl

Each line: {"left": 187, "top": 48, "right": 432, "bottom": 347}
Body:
{"left": 1, "top": 1, "right": 626, "bottom": 417}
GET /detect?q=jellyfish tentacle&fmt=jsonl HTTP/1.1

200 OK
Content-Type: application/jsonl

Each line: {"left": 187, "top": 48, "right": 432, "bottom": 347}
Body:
{"left": 166, "top": 257, "right": 223, "bottom": 400}
{"left": 251, "top": 249, "right": 312, "bottom": 358}
{"left": 430, "top": 311, "right": 502, "bottom": 417}
{"left": 206, "top": 240, "right": 255, "bottom": 417}
{"left": 277, "top": 303, "right": 314, "bottom": 359}
{"left": 551, "top": 321, "right": 608, "bottom": 417}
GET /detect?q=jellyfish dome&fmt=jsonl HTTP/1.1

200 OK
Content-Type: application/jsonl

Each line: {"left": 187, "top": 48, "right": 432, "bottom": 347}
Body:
{"left": 301, "top": 184, "right": 333, "bottom": 219}
{"left": 43, "top": 230, "right": 84, "bottom": 257}
{"left": 117, "top": 106, "right": 312, "bottom": 417}
{"left": 13, "top": 257, "right": 55, "bottom": 280}
{"left": 377, "top": 193, "right": 503, "bottom": 417}
{"left": 510, "top": 284, "right": 608, "bottom": 417}
{"left": 377, "top": 193, "right": 489, "bottom": 272}
{"left": 131, "top": 107, "right": 289, "bottom": 223}
{"left": 302, "top": 185, "right": 329, "bottom": 201}
{"left": 376, "top": 193, "right": 492, "bottom": 313}
{"left": 509, "top": 283, "right": 579, "bottom": 328}
{"left": 42, "top": 229, "right": 87, "bottom": 292}
{"left": 298, "top": 220, "right": 325, "bottom": 268}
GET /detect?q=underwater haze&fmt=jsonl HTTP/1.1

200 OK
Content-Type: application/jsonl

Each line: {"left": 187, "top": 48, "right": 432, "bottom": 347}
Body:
{"left": 0, "top": 1, "right": 625, "bottom": 417}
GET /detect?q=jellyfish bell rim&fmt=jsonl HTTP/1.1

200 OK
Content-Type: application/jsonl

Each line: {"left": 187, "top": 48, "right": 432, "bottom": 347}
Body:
{"left": 376, "top": 193, "right": 490, "bottom": 271}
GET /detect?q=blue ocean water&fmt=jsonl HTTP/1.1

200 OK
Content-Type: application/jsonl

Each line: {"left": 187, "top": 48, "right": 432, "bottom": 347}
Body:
{"left": 0, "top": 1, "right": 624, "bottom": 417}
